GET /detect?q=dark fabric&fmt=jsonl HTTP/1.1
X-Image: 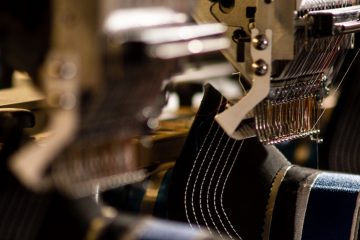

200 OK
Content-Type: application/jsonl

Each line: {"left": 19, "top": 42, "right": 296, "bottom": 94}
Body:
{"left": 168, "top": 84, "right": 290, "bottom": 240}
{"left": 0, "top": 174, "right": 51, "bottom": 240}
{"left": 0, "top": 171, "right": 92, "bottom": 240}
{"left": 102, "top": 183, "right": 146, "bottom": 214}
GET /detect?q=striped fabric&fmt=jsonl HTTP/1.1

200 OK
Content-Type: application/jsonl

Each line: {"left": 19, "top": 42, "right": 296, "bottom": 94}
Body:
{"left": 271, "top": 170, "right": 360, "bottom": 240}
{"left": 302, "top": 172, "right": 360, "bottom": 240}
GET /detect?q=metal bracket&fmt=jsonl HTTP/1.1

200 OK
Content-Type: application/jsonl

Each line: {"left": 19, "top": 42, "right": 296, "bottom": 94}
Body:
{"left": 9, "top": 52, "right": 80, "bottom": 191}
{"left": 215, "top": 28, "right": 272, "bottom": 140}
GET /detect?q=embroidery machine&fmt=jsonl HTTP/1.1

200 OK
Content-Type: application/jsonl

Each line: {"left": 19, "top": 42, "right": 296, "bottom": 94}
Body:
{"left": 1, "top": 0, "right": 360, "bottom": 239}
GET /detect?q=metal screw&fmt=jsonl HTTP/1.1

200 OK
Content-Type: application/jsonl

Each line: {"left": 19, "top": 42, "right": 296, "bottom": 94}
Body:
{"left": 59, "top": 92, "right": 77, "bottom": 110}
{"left": 252, "top": 34, "right": 269, "bottom": 50}
{"left": 252, "top": 59, "right": 268, "bottom": 76}
{"left": 59, "top": 62, "right": 78, "bottom": 80}
{"left": 47, "top": 60, "right": 77, "bottom": 80}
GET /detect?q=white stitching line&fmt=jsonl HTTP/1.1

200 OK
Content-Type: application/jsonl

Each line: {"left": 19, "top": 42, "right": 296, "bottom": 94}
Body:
{"left": 219, "top": 140, "right": 244, "bottom": 239}
{"left": 199, "top": 131, "right": 226, "bottom": 237}
{"left": 191, "top": 125, "right": 221, "bottom": 232}
{"left": 207, "top": 137, "right": 232, "bottom": 239}
{"left": 184, "top": 119, "right": 218, "bottom": 229}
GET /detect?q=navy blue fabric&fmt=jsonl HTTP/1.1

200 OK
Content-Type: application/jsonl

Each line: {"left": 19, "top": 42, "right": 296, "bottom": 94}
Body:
{"left": 302, "top": 173, "right": 360, "bottom": 240}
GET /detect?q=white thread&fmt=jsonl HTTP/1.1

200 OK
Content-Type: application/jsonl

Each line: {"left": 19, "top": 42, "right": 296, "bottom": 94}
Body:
{"left": 184, "top": 121, "right": 218, "bottom": 229}
{"left": 211, "top": 139, "right": 237, "bottom": 239}
{"left": 214, "top": 140, "right": 244, "bottom": 239}
{"left": 184, "top": 97, "right": 224, "bottom": 229}
{"left": 311, "top": 48, "right": 360, "bottom": 130}
{"left": 199, "top": 131, "right": 226, "bottom": 236}
{"left": 202, "top": 135, "right": 232, "bottom": 238}
{"left": 190, "top": 125, "right": 221, "bottom": 232}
